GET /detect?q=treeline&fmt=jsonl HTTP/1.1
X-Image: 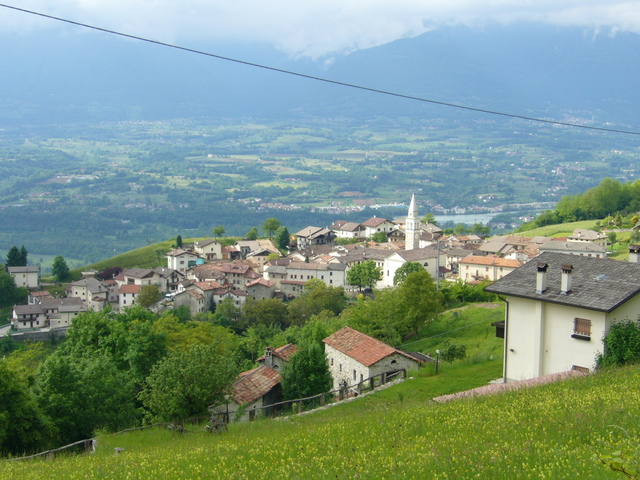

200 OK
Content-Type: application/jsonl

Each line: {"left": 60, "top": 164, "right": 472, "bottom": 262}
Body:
{"left": 518, "top": 177, "right": 640, "bottom": 231}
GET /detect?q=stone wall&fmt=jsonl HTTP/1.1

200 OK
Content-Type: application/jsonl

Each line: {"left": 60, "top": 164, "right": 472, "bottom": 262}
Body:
{"left": 8, "top": 327, "right": 69, "bottom": 342}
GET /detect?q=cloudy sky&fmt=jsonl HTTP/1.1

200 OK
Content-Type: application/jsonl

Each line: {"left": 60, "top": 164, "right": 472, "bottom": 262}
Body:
{"left": 1, "top": 1, "right": 639, "bottom": 58}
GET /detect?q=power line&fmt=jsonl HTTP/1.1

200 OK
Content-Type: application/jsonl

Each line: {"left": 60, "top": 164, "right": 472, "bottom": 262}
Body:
{"left": 2, "top": 2, "right": 640, "bottom": 136}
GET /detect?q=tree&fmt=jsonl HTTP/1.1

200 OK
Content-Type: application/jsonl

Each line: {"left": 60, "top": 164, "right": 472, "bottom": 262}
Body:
{"left": 608, "top": 232, "right": 618, "bottom": 248}
{"left": 139, "top": 342, "right": 239, "bottom": 422}
{"left": 422, "top": 212, "right": 437, "bottom": 225}
{"left": 0, "top": 362, "right": 51, "bottom": 455}
{"left": 51, "top": 255, "right": 69, "bottom": 282}
{"left": 35, "top": 354, "right": 138, "bottom": 445}
{"left": 394, "top": 262, "right": 423, "bottom": 285}
{"left": 212, "top": 225, "right": 225, "bottom": 239}
{"left": 274, "top": 226, "right": 290, "bottom": 250}
{"left": 245, "top": 227, "right": 259, "bottom": 240}
{"left": 175, "top": 235, "right": 183, "bottom": 248}
{"left": 18, "top": 246, "right": 28, "bottom": 266}
{"left": 395, "top": 270, "right": 442, "bottom": 336}
{"left": 262, "top": 217, "right": 281, "bottom": 238}
{"left": 0, "top": 267, "right": 28, "bottom": 308}
{"left": 281, "top": 342, "right": 332, "bottom": 400}
{"left": 371, "top": 231, "right": 388, "bottom": 243}
{"left": 597, "top": 319, "right": 640, "bottom": 368}
{"left": 287, "top": 279, "right": 346, "bottom": 326}
{"left": 5, "top": 246, "right": 22, "bottom": 267}
{"left": 241, "top": 298, "right": 289, "bottom": 329}
{"left": 347, "top": 260, "right": 382, "bottom": 292}
{"left": 137, "top": 284, "right": 163, "bottom": 308}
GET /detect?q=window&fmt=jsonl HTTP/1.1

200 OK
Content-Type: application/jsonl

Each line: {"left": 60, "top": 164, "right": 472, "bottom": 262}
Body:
{"left": 572, "top": 318, "right": 591, "bottom": 340}
{"left": 353, "top": 369, "right": 357, "bottom": 380}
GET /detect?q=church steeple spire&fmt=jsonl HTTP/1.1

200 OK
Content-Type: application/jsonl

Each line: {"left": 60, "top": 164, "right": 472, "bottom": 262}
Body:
{"left": 406, "top": 194, "right": 420, "bottom": 251}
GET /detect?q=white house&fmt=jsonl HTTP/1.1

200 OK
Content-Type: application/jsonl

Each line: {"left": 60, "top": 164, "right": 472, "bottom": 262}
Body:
{"left": 458, "top": 255, "right": 523, "bottom": 282}
{"left": 323, "top": 326, "right": 424, "bottom": 391}
{"left": 360, "top": 217, "right": 396, "bottom": 238}
{"left": 8, "top": 266, "right": 39, "bottom": 289}
{"left": 382, "top": 247, "right": 445, "bottom": 287}
{"left": 193, "top": 238, "right": 223, "bottom": 260}
{"left": 165, "top": 249, "right": 202, "bottom": 273}
{"left": 485, "top": 252, "right": 640, "bottom": 382}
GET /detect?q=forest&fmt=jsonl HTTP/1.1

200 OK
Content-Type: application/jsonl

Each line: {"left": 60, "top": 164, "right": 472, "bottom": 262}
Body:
{"left": 518, "top": 177, "right": 640, "bottom": 233}
{"left": 0, "top": 272, "right": 496, "bottom": 456}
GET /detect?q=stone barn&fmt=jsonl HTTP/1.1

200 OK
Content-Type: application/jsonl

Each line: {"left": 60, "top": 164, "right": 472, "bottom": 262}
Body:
{"left": 323, "top": 326, "right": 424, "bottom": 391}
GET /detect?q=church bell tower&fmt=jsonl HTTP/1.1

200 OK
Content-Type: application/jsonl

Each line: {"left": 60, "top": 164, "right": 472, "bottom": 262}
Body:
{"left": 406, "top": 194, "right": 420, "bottom": 251}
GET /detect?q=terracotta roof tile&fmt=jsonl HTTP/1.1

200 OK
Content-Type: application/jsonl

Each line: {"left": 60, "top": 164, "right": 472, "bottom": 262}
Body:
{"left": 119, "top": 284, "right": 142, "bottom": 294}
{"left": 232, "top": 365, "right": 281, "bottom": 405}
{"left": 323, "top": 326, "right": 400, "bottom": 367}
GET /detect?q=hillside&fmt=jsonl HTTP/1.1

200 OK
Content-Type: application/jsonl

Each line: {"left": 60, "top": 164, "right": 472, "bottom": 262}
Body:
{"left": 3, "top": 363, "right": 637, "bottom": 479}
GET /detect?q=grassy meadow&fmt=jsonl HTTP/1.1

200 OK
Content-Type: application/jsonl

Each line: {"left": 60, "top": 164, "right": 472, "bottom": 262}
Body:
{"left": 2, "top": 363, "right": 637, "bottom": 479}
{"left": 1, "top": 304, "right": 637, "bottom": 480}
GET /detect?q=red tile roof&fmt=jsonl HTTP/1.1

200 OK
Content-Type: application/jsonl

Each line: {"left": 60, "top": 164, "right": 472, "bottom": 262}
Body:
{"left": 119, "top": 284, "right": 142, "bottom": 294}
{"left": 257, "top": 343, "right": 298, "bottom": 363}
{"left": 458, "top": 256, "right": 523, "bottom": 268}
{"left": 232, "top": 365, "right": 281, "bottom": 405}
{"left": 361, "top": 217, "right": 390, "bottom": 227}
{"left": 323, "top": 326, "right": 402, "bottom": 367}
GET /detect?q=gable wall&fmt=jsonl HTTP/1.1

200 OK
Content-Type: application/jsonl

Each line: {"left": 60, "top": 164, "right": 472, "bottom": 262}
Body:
{"left": 505, "top": 296, "right": 609, "bottom": 381}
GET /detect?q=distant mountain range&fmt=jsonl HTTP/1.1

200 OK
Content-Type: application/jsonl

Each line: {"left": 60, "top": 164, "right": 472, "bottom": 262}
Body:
{"left": 2, "top": 23, "right": 640, "bottom": 127}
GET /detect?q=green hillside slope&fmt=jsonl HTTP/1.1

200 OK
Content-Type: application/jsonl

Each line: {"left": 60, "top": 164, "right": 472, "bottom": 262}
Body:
{"left": 3, "top": 363, "right": 637, "bottom": 479}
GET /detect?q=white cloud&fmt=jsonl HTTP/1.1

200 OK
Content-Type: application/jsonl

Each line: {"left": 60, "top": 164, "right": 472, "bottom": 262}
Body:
{"left": 1, "top": 1, "right": 639, "bottom": 58}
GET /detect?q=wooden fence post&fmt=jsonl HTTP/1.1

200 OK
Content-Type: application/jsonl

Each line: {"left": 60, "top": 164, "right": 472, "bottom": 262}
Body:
{"left": 320, "top": 394, "right": 325, "bottom": 406}
{"left": 370, "top": 377, "right": 375, "bottom": 390}
{"left": 382, "top": 372, "right": 387, "bottom": 385}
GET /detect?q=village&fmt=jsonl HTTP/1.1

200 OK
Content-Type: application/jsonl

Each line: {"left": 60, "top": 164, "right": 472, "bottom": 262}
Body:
{"left": 6, "top": 193, "right": 639, "bottom": 419}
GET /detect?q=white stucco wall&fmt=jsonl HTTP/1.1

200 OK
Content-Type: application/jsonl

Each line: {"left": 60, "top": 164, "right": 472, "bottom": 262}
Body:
{"left": 502, "top": 295, "right": 640, "bottom": 382}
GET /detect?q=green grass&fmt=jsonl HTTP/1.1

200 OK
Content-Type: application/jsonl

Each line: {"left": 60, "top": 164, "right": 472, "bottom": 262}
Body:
{"left": 1, "top": 303, "right": 636, "bottom": 479}
{"left": 517, "top": 219, "right": 601, "bottom": 238}
{"left": 3, "top": 364, "right": 638, "bottom": 479}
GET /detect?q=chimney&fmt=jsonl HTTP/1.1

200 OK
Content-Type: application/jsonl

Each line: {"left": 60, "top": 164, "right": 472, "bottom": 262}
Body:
{"left": 536, "top": 262, "right": 548, "bottom": 294}
{"left": 630, "top": 245, "right": 640, "bottom": 264}
{"left": 264, "top": 347, "right": 273, "bottom": 368}
{"left": 561, "top": 264, "right": 573, "bottom": 294}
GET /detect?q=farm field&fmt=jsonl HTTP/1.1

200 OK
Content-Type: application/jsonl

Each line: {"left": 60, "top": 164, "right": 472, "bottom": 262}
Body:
{"left": 1, "top": 117, "right": 638, "bottom": 264}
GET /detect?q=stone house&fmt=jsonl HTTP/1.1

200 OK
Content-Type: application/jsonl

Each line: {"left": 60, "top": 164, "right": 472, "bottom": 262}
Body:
{"left": 219, "top": 344, "right": 298, "bottom": 420}
{"left": 323, "top": 326, "right": 424, "bottom": 391}
{"left": 485, "top": 252, "right": 640, "bottom": 382}
{"left": 246, "top": 278, "right": 276, "bottom": 301}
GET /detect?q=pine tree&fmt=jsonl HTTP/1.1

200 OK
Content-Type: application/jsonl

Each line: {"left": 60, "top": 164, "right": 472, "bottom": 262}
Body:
{"left": 5, "top": 246, "right": 21, "bottom": 267}
{"left": 18, "top": 246, "right": 28, "bottom": 266}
